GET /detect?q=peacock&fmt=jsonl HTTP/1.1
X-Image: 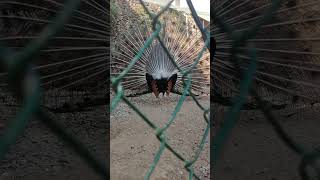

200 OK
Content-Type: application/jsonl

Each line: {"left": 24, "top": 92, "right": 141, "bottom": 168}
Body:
{"left": 110, "top": 0, "right": 210, "bottom": 97}
{"left": 0, "top": 0, "right": 319, "bottom": 107}
{"left": 112, "top": 0, "right": 320, "bottom": 108}
{"left": 1, "top": 0, "right": 320, "bottom": 179}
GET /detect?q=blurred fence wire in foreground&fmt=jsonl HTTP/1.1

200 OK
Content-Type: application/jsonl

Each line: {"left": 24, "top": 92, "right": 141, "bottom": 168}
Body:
{"left": 212, "top": 0, "right": 320, "bottom": 179}
{"left": 0, "top": 0, "right": 107, "bottom": 178}
{"left": 110, "top": 0, "right": 210, "bottom": 179}
{"left": 2, "top": 0, "right": 318, "bottom": 179}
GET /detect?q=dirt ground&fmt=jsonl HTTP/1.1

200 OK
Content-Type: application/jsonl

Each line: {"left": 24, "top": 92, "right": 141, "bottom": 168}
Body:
{"left": 110, "top": 93, "right": 210, "bottom": 180}
{"left": 111, "top": 91, "right": 320, "bottom": 180}
{"left": 214, "top": 105, "right": 320, "bottom": 180}
{"left": 0, "top": 105, "right": 107, "bottom": 180}
{"left": 0, "top": 95, "right": 319, "bottom": 180}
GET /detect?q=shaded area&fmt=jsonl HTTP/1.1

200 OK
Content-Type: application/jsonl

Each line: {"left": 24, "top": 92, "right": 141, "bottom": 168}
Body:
{"left": 0, "top": 105, "right": 107, "bottom": 180}
{"left": 214, "top": 106, "right": 320, "bottom": 180}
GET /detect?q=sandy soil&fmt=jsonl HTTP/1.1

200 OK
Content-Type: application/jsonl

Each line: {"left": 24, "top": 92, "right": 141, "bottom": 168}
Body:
{"left": 0, "top": 95, "right": 319, "bottom": 180}
{"left": 214, "top": 105, "right": 320, "bottom": 180}
{"left": 110, "top": 93, "right": 210, "bottom": 180}
{"left": 0, "top": 105, "right": 107, "bottom": 180}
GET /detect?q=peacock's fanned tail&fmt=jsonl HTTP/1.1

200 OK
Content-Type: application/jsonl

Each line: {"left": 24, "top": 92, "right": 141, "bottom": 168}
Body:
{"left": 111, "top": 0, "right": 210, "bottom": 96}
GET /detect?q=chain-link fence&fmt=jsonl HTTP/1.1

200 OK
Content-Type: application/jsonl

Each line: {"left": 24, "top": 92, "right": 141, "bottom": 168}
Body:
{"left": 212, "top": 0, "right": 320, "bottom": 179}
{"left": 0, "top": 0, "right": 107, "bottom": 179}
{"left": 110, "top": 0, "right": 210, "bottom": 179}
{"left": 1, "top": 0, "right": 318, "bottom": 179}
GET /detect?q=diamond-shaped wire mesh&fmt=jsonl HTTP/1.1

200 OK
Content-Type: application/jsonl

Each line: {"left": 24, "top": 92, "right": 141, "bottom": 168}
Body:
{"left": 0, "top": 0, "right": 107, "bottom": 178}
{"left": 110, "top": 0, "right": 210, "bottom": 179}
{"left": 1, "top": 0, "right": 318, "bottom": 179}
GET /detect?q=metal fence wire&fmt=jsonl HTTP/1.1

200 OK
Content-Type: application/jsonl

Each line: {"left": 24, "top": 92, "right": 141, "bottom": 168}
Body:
{"left": 1, "top": 0, "right": 318, "bottom": 179}
{"left": 110, "top": 0, "right": 210, "bottom": 179}
{"left": 212, "top": 1, "right": 320, "bottom": 180}
{"left": 112, "top": 0, "right": 320, "bottom": 180}
{"left": 0, "top": 0, "right": 107, "bottom": 179}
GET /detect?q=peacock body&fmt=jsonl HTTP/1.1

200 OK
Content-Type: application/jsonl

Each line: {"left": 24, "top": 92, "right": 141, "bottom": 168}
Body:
{"left": 1, "top": 0, "right": 320, "bottom": 106}
{"left": 111, "top": 0, "right": 210, "bottom": 97}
